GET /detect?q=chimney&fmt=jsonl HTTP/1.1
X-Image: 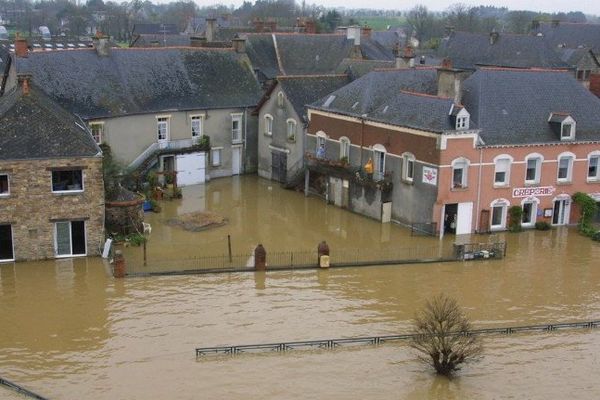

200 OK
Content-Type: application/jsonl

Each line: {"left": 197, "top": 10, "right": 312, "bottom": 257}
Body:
{"left": 395, "top": 46, "right": 415, "bottom": 69}
{"left": 265, "top": 20, "right": 277, "bottom": 33}
{"left": 253, "top": 18, "right": 264, "bottom": 33}
{"left": 232, "top": 37, "right": 246, "bottom": 53}
{"left": 150, "top": 40, "right": 160, "bottom": 47}
{"left": 437, "top": 58, "right": 468, "bottom": 104}
{"left": 589, "top": 73, "right": 600, "bottom": 99}
{"left": 15, "top": 33, "right": 28, "bottom": 58}
{"left": 304, "top": 20, "right": 316, "bottom": 34}
{"left": 205, "top": 18, "right": 216, "bottom": 42}
{"left": 190, "top": 36, "right": 207, "bottom": 47}
{"left": 444, "top": 26, "right": 455, "bottom": 37}
{"left": 361, "top": 25, "right": 372, "bottom": 37}
{"left": 346, "top": 25, "right": 361, "bottom": 46}
{"left": 17, "top": 73, "right": 32, "bottom": 95}
{"left": 93, "top": 35, "right": 110, "bottom": 57}
{"left": 489, "top": 30, "right": 499, "bottom": 45}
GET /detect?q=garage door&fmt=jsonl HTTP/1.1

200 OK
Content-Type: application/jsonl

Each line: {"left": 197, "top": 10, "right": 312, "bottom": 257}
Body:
{"left": 176, "top": 152, "right": 206, "bottom": 186}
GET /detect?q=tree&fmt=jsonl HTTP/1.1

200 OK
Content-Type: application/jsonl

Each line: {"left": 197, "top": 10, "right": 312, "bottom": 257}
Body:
{"left": 410, "top": 294, "right": 482, "bottom": 377}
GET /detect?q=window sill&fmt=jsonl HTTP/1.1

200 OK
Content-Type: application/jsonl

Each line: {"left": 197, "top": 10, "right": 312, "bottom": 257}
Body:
{"left": 52, "top": 190, "right": 84, "bottom": 195}
{"left": 264, "top": 133, "right": 272, "bottom": 137}
{"left": 586, "top": 178, "right": 600, "bottom": 184}
{"left": 524, "top": 181, "right": 540, "bottom": 187}
{"left": 556, "top": 181, "right": 572, "bottom": 186}
{"left": 451, "top": 186, "right": 469, "bottom": 192}
{"left": 402, "top": 178, "right": 414, "bottom": 185}
{"left": 0, "top": 193, "right": 10, "bottom": 198}
{"left": 232, "top": 140, "right": 244, "bottom": 145}
{"left": 493, "top": 183, "right": 509, "bottom": 189}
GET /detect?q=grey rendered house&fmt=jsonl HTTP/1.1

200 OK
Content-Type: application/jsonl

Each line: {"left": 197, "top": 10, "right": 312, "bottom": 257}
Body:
{"left": 256, "top": 74, "right": 349, "bottom": 183}
{"left": 12, "top": 42, "right": 262, "bottom": 186}
{"left": 0, "top": 77, "right": 104, "bottom": 261}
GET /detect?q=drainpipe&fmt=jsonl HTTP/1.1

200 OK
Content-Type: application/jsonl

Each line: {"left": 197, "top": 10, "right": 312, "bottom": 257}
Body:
{"left": 243, "top": 107, "right": 248, "bottom": 173}
{"left": 360, "top": 117, "right": 365, "bottom": 167}
{"left": 475, "top": 145, "right": 483, "bottom": 232}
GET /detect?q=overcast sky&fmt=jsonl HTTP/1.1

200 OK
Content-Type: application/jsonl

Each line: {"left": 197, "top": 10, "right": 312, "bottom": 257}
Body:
{"left": 194, "top": 0, "right": 600, "bottom": 16}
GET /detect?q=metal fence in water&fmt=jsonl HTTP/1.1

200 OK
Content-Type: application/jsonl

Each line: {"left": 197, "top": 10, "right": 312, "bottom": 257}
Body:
{"left": 130, "top": 242, "right": 482, "bottom": 275}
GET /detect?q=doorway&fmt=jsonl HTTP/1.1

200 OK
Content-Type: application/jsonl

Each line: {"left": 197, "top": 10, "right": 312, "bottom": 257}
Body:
{"left": 55, "top": 221, "right": 86, "bottom": 257}
{"left": 444, "top": 203, "right": 458, "bottom": 234}
{"left": 552, "top": 198, "right": 570, "bottom": 225}
{"left": 271, "top": 151, "right": 287, "bottom": 183}
{"left": 0, "top": 224, "right": 14, "bottom": 261}
{"left": 232, "top": 146, "right": 242, "bottom": 176}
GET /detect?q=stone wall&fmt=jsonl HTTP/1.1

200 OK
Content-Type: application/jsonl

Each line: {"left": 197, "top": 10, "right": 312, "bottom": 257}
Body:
{"left": 0, "top": 156, "right": 105, "bottom": 261}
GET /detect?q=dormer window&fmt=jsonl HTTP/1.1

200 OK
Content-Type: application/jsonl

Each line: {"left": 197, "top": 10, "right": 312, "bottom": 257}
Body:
{"left": 449, "top": 104, "right": 470, "bottom": 131}
{"left": 548, "top": 112, "right": 576, "bottom": 141}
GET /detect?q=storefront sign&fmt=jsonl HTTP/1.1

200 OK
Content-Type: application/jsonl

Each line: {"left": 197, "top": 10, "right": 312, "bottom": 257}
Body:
{"left": 512, "top": 186, "right": 555, "bottom": 198}
{"left": 422, "top": 166, "right": 438, "bottom": 186}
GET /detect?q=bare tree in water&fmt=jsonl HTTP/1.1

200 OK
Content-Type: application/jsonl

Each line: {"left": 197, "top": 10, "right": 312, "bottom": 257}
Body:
{"left": 410, "top": 294, "right": 482, "bottom": 377}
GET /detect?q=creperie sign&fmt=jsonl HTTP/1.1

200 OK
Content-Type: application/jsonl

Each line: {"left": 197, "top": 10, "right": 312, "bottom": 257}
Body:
{"left": 512, "top": 186, "right": 556, "bottom": 198}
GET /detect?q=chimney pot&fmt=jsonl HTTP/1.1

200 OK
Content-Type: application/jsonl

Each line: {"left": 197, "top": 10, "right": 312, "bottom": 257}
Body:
{"left": 93, "top": 36, "right": 110, "bottom": 56}
{"left": 15, "top": 33, "right": 28, "bottom": 58}
{"left": 190, "top": 36, "right": 207, "bottom": 47}
{"left": 205, "top": 17, "right": 216, "bottom": 42}
{"left": 232, "top": 37, "right": 246, "bottom": 53}
{"left": 17, "top": 74, "right": 32, "bottom": 95}
{"left": 489, "top": 31, "right": 499, "bottom": 45}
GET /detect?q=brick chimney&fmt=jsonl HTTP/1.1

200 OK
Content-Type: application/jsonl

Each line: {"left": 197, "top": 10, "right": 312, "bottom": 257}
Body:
{"left": 589, "top": 73, "right": 600, "bottom": 98}
{"left": 17, "top": 73, "right": 32, "bottom": 95}
{"left": 437, "top": 58, "right": 469, "bottom": 104}
{"left": 361, "top": 26, "right": 372, "bottom": 37}
{"left": 253, "top": 18, "right": 264, "bottom": 33}
{"left": 304, "top": 20, "right": 316, "bottom": 34}
{"left": 265, "top": 20, "right": 277, "bottom": 33}
{"left": 395, "top": 46, "right": 415, "bottom": 69}
{"left": 232, "top": 37, "right": 246, "bottom": 53}
{"left": 489, "top": 30, "right": 499, "bottom": 45}
{"left": 190, "top": 36, "right": 207, "bottom": 47}
{"left": 205, "top": 17, "right": 216, "bottom": 42}
{"left": 93, "top": 35, "right": 110, "bottom": 57}
{"left": 15, "top": 33, "right": 28, "bottom": 58}
{"left": 346, "top": 26, "right": 361, "bottom": 45}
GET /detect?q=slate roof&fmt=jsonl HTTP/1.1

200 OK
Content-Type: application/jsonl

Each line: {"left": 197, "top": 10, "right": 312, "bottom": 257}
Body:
{"left": 371, "top": 30, "right": 405, "bottom": 51}
{"left": 130, "top": 34, "right": 192, "bottom": 48}
{"left": 16, "top": 48, "right": 262, "bottom": 120}
{"left": 534, "top": 22, "right": 600, "bottom": 51}
{"left": 0, "top": 85, "right": 100, "bottom": 160}
{"left": 244, "top": 33, "right": 395, "bottom": 81}
{"left": 132, "top": 23, "right": 179, "bottom": 35}
{"left": 278, "top": 75, "right": 350, "bottom": 120}
{"left": 334, "top": 58, "right": 395, "bottom": 80}
{"left": 438, "top": 31, "right": 570, "bottom": 70}
{"left": 557, "top": 47, "right": 600, "bottom": 67}
{"left": 309, "top": 68, "right": 451, "bottom": 132}
{"left": 461, "top": 68, "right": 600, "bottom": 145}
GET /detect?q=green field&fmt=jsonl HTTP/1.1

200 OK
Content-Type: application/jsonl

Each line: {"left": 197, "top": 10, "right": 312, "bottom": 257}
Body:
{"left": 352, "top": 16, "right": 407, "bottom": 31}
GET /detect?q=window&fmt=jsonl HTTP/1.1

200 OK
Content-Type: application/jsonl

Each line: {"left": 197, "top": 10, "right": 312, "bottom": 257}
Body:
{"left": 588, "top": 154, "right": 600, "bottom": 181}
{"left": 561, "top": 123, "right": 574, "bottom": 140}
{"left": 402, "top": 153, "right": 415, "bottom": 182}
{"left": 454, "top": 108, "right": 470, "bottom": 130}
{"left": 577, "top": 70, "right": 584, "bottom": 80}
{"left": 340, "top": 137, "right": 350, "bottom": 159}
{"left": 55, "top": 220, "right": 86, "bottom": 257}
{"left": 286, "top": 119, "right": 296, "bottom": 141}
{"left": 456, "top": 117, "right": 467, "bottom": 129}
{"left": 157, "top": 117, "right": 169, "bottom": 142}
{"left": 316, "top": 131, "right": 327, "bottom": 156}
{"left": 0, "top": 174, "right": 9, "bottom": 196}
{"left": 264, "top": 114, "right": 273, "bottom": 136}
{"left": 0, "top": 224, "right": 14, "bottom": 262}
{"left": 89, "top": 123, "right": 103, "bottom": 144}
{"left": 452, "top": 158, "right": 469, "bottom": 189}
{"left": 231, "top": 114, "right": 242, "bottom": 144}
{"left": 277, "top": 92, "right": 284, "bottom": 107}
{"left": 490, "top": 199, "right": 508, "bottom": 230}
{"left": 52, "top": 169, "right": 83, "bottom": 192}
{"left": 494, "top": 157, "right": 511, "bottom": 186}
{"left": 191, "top": 116, "right": 203, "bottom": 138}
{"left": 525, "top": 155, "right": 542, "bottom": 184}
{"left": 211, "top": 148, "right": 222, "bottom": 167}
{"left": 557, "top": 154, "right": 574, "bottom": 182}
{"left": 373, "top": 144, "right": 386, "bottom": 181}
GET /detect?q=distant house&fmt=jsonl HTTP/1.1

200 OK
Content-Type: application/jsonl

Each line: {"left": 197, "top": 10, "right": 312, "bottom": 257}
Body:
{"left": 12, "top": 38, "right": 262, "bottom": 186}
{"left": 557, "top": 48, "right": 600, "bottom": 88}
{"left": 306, "top": 65, "right": 600, "bottom": 233}
{"left": 533, "top": 21, "right": 600, "bottom": 51}
{"left": 0, "top": 76, "right": 104, "bottom": 262}
{"left": 255, "top": 74, "right": 349, "bottom": 183}
{"left": 438, "top": 31, "right": 570, "bottom": 70}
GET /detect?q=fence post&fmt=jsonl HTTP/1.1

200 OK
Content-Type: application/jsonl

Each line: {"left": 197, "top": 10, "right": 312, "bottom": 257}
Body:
{"left": 228, "top": 235, "right": 232, "bottom": 263}
{"left": 113, "top": 250, "right": 126, "bottom": 278}
{"left": 318, "top": 241, "right": 330, "bottom": 268}
{"left": 254, "top": 244, "right": 266, "bottom": 271}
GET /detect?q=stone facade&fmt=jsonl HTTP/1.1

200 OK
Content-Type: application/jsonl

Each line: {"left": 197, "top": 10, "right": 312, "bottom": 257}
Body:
{"left": 0, "top": 156, "right": 104, "bottom": 261}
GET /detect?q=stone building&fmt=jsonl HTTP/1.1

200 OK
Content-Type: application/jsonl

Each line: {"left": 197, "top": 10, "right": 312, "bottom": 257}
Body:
{"left": 0, "top": 77, "right": 104, "bottom": 262}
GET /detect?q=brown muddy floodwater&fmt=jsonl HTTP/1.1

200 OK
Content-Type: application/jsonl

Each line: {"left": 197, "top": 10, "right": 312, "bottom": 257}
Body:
{"left": 1, "top": 176, "right": 600, "bottom": 399}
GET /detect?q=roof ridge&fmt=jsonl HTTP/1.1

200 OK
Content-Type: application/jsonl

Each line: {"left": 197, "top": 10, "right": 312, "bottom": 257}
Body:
{"left": 373, "top": 66, "right": 436, "bottom": 72}
{"left": 479, "top": 66, "right": 570, "bottom": 73}
{"left": 277, "top": 74, "right": 348, "bottom": 79}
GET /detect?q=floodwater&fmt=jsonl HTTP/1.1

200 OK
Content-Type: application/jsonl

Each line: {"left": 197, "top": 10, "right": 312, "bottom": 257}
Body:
{"left": 1, "top": 176, "right": 600, "bottom": 399}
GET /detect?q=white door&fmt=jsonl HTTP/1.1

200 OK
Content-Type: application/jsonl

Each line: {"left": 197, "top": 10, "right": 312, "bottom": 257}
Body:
{"left": 456, "top": 202, "right": 473, "bottom": 235}
{"left": 176, "top": 152, "right": 206, "bottom": 186}
{"left": 552, "top": 199, "right": 570, "bottom": 225}
{"left": 232, "top": 147, "right": 241, "bottom": 175}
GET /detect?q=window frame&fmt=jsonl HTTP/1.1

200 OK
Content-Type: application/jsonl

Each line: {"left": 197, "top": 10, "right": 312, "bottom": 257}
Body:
{"left": 316, "top": 131, "right": 328, "bottom": 154}
{"left": 493, "top": 155, "right": 512, "bottom": 187}
{"left": 286, "top": 118, "right": 297, "bottom": 142}
{"left": 54, "top": 220, "right": 87, "bottom": 258}
{"left": 211, "top": 147, "right": 222, "bottom": 167}
{"left": 0, "top": 174, "right": 9, "bottom": 196}
{"left": 524, "top": 154, "right": 543, "bottom": 185}
{"left": 231, "top": 113, "right": 243, "bottom": 144}
{"left": 451, "top": 158, "right": 469, "bottom": 189}
{"left": 277, "top": 91, "right": 285, "bottom": 108}
{"left": 51, "top": 169, "right": 84, "bottom": 193}
{"left": 89, "top": 122, "right": 104, "bottom": 144}
{"left": 490, "top": 199, "right": 509, "bottom": 230}
{"left": 557, "top": 152, "right": 575, "bottom": 183}
{"left": 264, "top": 114, "right": 273, "bottom": 136}
{"left": 373, "top": 144, "right": 386, "bottom": 181}
{"left": 0, "top": 224, "right": 15, "bottom": 262}
{"left": 402, "top": 152, "right": 416, "bottom": 182}
{"left": 521, "top": 197, "right": 539, "bottom": 227}
{"left": 156, "top": 116, "right": 170, "bottom": 142}
{"left": 587, "top": 152, "right": 600, "bottom": 181}
{"left": 339, "top": 137, "right": 350, "bottom": 160}
{"left": 190, "top": 115, "right": 204, "bottom": 138}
